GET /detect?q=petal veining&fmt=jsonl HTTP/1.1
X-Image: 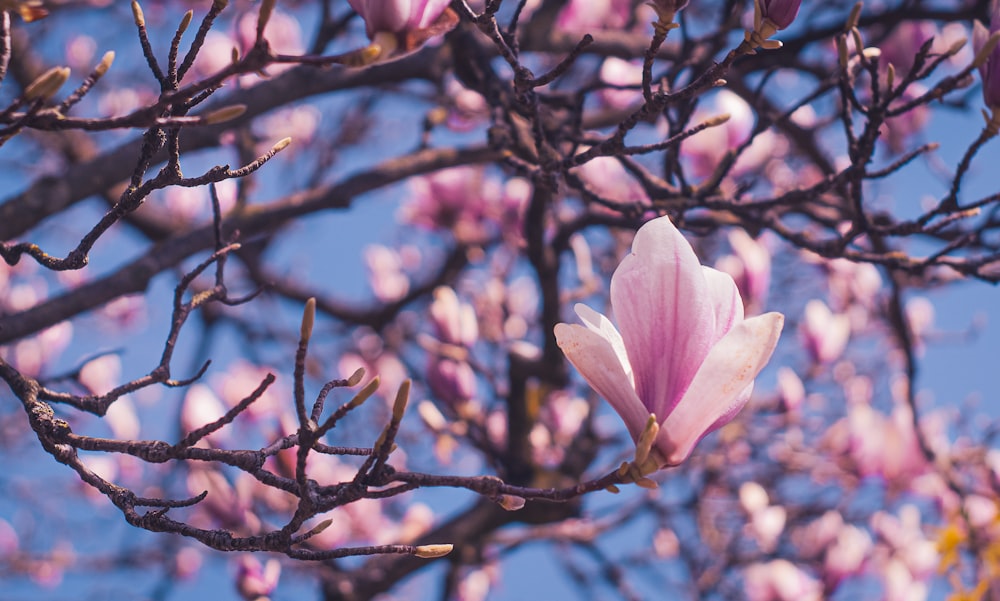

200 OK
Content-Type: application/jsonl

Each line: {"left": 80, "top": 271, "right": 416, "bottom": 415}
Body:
{"left": 554, "top": 323, "right": 648, "bottom": 440}
{"left": 654, "top": 312, "right": 784, "bottom": 465}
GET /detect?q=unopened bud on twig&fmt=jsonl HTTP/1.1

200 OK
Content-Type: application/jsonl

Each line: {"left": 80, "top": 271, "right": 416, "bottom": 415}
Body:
{"left": 304, "top": 519, "right": 333, "bottom": 537}
{"left": 178, "top": 10, "right": 193, "bottom": 34}
{"left": 95, "top": 51, "right": 115, "bottom": 77}
{"left": 346, "top": 367, "right": 365, "bottom": 387}
{"left": 300, "top": 298, "right": 316, "bottom": 343}
{"left": 348, "top": 376, "right": 380, "bottom": 409}
{"left": 24, "top": 66, "right": 70, "bottom": 101}
{"left": 837, "top": 36, "right": 850, "bottom": 69}
{"left": 496, "top": 495, "right": 526, "bottom": 511}
{"left": 271, "top": 137, "right": 292, "bottom": 153}
{"left": 414, "top": 544, "right": 454, "bottom": 559}
{"left": 131, "top": 0, "right": 145, "bottom": 27}
{"left": 845, "top": 2, "right": 862, "bottom": 31}
{"left": 700, "top": 113, "right": 731, "bottom": 129}
{"left": 392, "top": 380, "right": 411, "bottom": 422}
{"left": 202, "top": 104, "right": 247, "bottom": 124}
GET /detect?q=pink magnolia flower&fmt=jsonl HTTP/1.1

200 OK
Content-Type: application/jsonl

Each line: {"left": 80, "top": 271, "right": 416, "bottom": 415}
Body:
{"left": 757, "top": 0, "right": 801, "bottom": 31}
{"left": 554, "top": 216, "right": 784, "bottom": 468}
{"left": 799, "top": 299, "right": 850, "bottom": 364}
{"left": 973, "top": 3, "right": 1000, "bottom": 109}
{"left": 556, "top": 0, "right": 632, "bottom": 32}
{"left": 348, "top": 0, "right": 458, "bottom": 60}
{"left": 235, "top": 555, "right": 280, "bottom": 601}
{"left": 598, "top": 57, "right": 644, "bottom": 110}
{"left": 744, "top": 559, "right": 822, "bottom": 601}
{"left": 714, "top": 228, "right": 772, "bottom": 313}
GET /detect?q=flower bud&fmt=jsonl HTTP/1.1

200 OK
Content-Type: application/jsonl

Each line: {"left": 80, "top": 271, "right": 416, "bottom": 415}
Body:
{"left": 758, "top": 0, "right": 802, "bottom": 30}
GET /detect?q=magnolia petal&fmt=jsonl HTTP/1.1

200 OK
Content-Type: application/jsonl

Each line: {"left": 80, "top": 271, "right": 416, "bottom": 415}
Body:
{"left": 351, "top": 0, "right": 411, "bottom": 36}
{"left": 554, "top": 323, "right": 648, "bottom": 441}
{"left": 411, "top": 0, "right": 452, "bottom": 29}
{"left": 655, "top": 312, "right": 785, "bottom": 466}
{"left": 610, "top": 217, "right": 715, "bottom": 418}
{"left": 701, "top": 265, "right": 744, "bottom": 344}
{"left": 574, "top": 303, "right": 633, "bottom": 384}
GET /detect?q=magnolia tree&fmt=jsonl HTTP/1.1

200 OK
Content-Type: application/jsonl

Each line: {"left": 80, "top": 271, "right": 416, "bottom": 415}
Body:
{"left": 3, "top": 0, "right": 1000, "bottom": 599}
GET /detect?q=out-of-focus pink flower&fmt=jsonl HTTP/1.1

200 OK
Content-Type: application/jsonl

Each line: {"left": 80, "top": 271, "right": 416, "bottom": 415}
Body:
{"left": 531, "top": 391, "right": 589, "bottom": 467}
{"left": 174, "top": 546, "right": 203, "bottom": 580}
{"left": 400, "top": 167, "right": 494, "bottom": 242}
{"left": 348, "top": 0, "right": 458, "bottom": 61}
{"left": 364, "top": 244, "right": 410, "bottom": 302}
{"left": 745, "top": 559, "right": 822, "bottom": 601}
{"left": 683, "top": 90, "right": 756, "bottom": 178}
{"left": 213, "top": 360, "right": 284, "bottom": 421}
{"left": 905, "top": 296, "right": 935, "bottom": 355}
{"left": 557, "top": 0, "right": 632, "bottom": 32}
{"left": 427, "top": 357, "right": 477, "bottom": 406}
{"left": 235, "top": 555, "right": 280, "bottom": 601}
{"left": 871, "top": 505, "right": 938, "bottom": 580}
{"left": 445, "top": 78, "right": 489, "bottom": 131}
{"left": 598, "top": 58, "right": 643, "bottom": 110}
{"left": 881, "top": 85, "right": 931, "bottom": 153}
{"left": 181, "top": 384, "right": 230, "bottom": 446}
{"left": 237, "top": 9, "right": 303, "bottom": 56}
{"left": 824, "top": 524, "right": 871, "bottom": 584}
{"left": 430, "top": 286, "right": 478, "bottom": 347}
{"left": 880, "top": 21, "right": 938, "bottom": 77}
{"left": 776, "top": 366, "right": 805, "bottom": 414}
{"left": 881, "top": 558, "right": 929, "bottom": 601}
{"left": 739, "top": 482, "right": 786, "bottom": 552}
{"left": 187, "top": 469, "right": 260, "bottom": 533}
{"left": 820, "top": 256, "right": 882, "bottom": 310}
{"left": 0, "top": 518, "right": 19, "bottom": 554}
{"left": 757, "top": 0, "right": 801, "bottom": 31}
{"left": 974, "top": 4, "right": 1000, "bottom": 110}
{"left": 714, "top": 228, "right": 771, "bottom": 313}
{"left": 555, "top": 216, "right": 784, "bottom": 468}
{"left": 571, "top": 155, "right": 650, "bottom": 206}
{"left": 799, "top": 299, "right": 850, "bottom": 364}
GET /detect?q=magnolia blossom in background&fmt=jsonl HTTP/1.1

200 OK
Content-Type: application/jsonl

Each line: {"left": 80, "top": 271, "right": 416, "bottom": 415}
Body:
{"left": 556, "top": 0, "right": 632, "bottom": 32}
{"left": 598, "top": 57, "right": 644, "bottom": 110}
{"left": 799, "top": 299, "right": 850, "bottom": 365}
{"left": 744, "top": 559, "right": 822, "bottom": 601}
{"left": 973, "top": 2, "right": 1000, "bottom": 110}
{"left": 234, "top": 555, "right": 280, "bottom": 601}
{"left": 571, "top": 155, "right": 650, "bottom": 207}
{"left": 554, "top": 216, "right": 784, "bottom": 468}
{"left": 756, "top": 0, "right": 802, "bottom": 31}
{"left": 348, "top": 0, "right": 458, "bottom": 61}
{"left": 714, "top": 228, "right": 772, "bottom": 313}
{"left": 739, "top": 481, "right": 786, "bottom": 552}
{"left": 647, "top": 0, "right": 690, "bottom": 25}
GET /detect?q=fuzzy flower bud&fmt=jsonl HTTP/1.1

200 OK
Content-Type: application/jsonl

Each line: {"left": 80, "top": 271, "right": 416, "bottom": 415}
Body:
{"left": 973, "top": 4, "right": 1000, "bottom": 112}
{"left": 758, "top": 0, "right": 802, "bottom": 31}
